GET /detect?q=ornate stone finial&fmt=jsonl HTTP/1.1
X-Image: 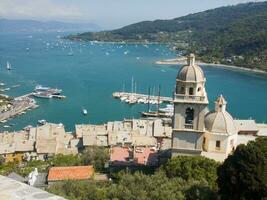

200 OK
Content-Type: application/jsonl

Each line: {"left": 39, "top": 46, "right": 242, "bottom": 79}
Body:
{"left": 215, "top": 95, "right": 227, "bottom": 112}
{"left": 187, "top": 54, "right": 195, "bottom": 66}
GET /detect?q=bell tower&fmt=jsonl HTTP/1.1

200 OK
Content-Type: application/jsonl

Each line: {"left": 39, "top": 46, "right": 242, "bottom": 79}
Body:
{"left": 172, "top": 54, "right": 209, "bottom": 156}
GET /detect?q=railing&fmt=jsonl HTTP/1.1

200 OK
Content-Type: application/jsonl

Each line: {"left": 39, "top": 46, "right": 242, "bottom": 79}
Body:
{"left": 184, "top": 124, "right": 194, "bottom": 129}
{"left": 174, "top": 94, "right": 206, "bottom": 102}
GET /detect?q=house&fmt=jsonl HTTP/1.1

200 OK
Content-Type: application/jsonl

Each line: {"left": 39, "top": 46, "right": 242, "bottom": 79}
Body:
{"left": 47, "top": 166, "right": 94, "bottom": 184}
{"left": 110, "top": 146, "right": 158, "bottom": 166}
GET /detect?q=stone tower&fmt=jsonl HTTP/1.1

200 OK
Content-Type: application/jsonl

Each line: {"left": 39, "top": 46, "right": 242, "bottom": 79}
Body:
{"left": 172, "top": 54, "right": 209, "bottom": 156}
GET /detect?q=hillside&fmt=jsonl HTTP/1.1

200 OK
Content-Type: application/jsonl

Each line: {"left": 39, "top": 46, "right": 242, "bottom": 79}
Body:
{"left": 0, "top": 19, "right": 100, "bottom": 33}
{"left": 67, "top": 1, "right": 267, "bottom": 71}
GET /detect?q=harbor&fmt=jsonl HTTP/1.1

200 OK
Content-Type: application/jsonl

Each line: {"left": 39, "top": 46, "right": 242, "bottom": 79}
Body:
{"left": 112, "top": 92, "right": 173, "bottom": 104}
{"left": 0, "top": 85, "right": 66, "bottom": 127}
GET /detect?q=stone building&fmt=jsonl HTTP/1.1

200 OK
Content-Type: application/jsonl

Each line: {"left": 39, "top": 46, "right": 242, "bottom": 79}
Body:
{"left": 203, "top": 95, "right": 237, "bottom": 155}
{"left": 172, "top": 54, "right": 209, "bottom": 156}
{"left": 171, "top": 54, "right": 259, "bottom": 160}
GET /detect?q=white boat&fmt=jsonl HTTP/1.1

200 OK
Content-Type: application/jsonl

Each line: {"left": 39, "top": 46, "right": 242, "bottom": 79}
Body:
{"left": 3, "top": 125, "right": 10, "bottom": 128}
{"left": 82, "top": 109, "right": 88, "bottom": 115}
{"left": 38, "top": 119, "right": 47, "bottom": 125}
{"left": 35, "top": 85, "right": 62, "bottom": 95}
{"left": 33, "top": 92, "right": 52, "bottom": 99}
{"left": 120, "top": 96, "right": 127, "bottom": 101}
{"left": 6, "top": 61, "right": 11, "bottom": 70}
{"left": 159, "top": 104, "right": 174, "bottom": 113}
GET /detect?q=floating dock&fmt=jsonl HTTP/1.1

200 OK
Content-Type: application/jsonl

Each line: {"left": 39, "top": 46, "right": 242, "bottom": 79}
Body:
{"left": 113, "top": 92, "right": 173, "bottom": 104}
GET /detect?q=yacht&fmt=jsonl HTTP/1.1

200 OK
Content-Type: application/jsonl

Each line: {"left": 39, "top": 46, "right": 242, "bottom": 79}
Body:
{"left": 35, "top": 85, "right": 62, "bottom": 95}
{"left": 33, "top": 92, "right": 52, "bottom": 99}
{"left": 159, "top": 104, "right": 174, "bottom": 113}
{"left": 38, "top": 119, "right": 47, "bottom": 125}
{"left": 82, "top": 109, "right": 88, "bottom": 115}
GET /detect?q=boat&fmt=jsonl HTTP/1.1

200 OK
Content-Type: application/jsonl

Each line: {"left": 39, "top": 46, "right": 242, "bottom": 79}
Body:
{"left": 159, "top": 104, "right": 174, "bottom": 113}
{"left": 33, "top": 92, "right": 52, "bottom": 99}
{"left": 35, "top": 85, "right": 62, "bottom": 95}
{"left": 67, "top": 47, "right": 74, "bottom": 56}
{"left": 82, "top": 109, "right": 88, "bottom": 115}
{"left": 38, "top": 119, "right": 47, "bottom": 125}
{"left": 3, "top": 125, "right": 10, "bottom": 128}
{"left": 6, "top": 61, "right": 11, "bottom": 70}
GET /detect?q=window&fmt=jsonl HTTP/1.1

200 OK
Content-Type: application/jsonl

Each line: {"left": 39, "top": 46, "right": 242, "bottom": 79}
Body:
{"left": 197, "top": 87, "right": 201, "bottom": 92}
{"left": 180, "top": 86, "right": 185, "bottom": 94}
{"left": 216, "top": 141, "right": 221, "bottom": 150}
{"left": 185, "top": 107, "right": 194, "bottom": 125}
{"left": 189, "top": 87, "right": 194, "bottom": 95}
{"left": 202, "top": 137, "right": 206, "bottom": 149}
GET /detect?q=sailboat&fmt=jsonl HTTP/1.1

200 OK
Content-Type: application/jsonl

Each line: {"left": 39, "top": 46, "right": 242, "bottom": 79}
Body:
{"left": 6, "top": 61, "right": 11, "bottom": 70}
{"left": 68, "top": 47, "right": 74, "bottom": 56}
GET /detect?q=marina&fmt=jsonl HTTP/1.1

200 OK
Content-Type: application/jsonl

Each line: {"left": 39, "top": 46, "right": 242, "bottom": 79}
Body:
{"left": 112, "top": 92, "right": 173, "bottom": 105}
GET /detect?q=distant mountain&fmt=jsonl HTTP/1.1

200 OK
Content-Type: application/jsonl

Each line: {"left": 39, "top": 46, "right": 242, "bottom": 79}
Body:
{"left": 0, "top": 19, "right": 100, "bottom": 33}
{"left": 67, "top": 1, "right": 267, "bottom": 71}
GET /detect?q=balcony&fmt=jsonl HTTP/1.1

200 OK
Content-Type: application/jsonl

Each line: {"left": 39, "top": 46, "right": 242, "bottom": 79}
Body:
{"left": 174, "top": 94, "right": 206, "bottom": 102}
{"left": 184, "top": 124, "right": 194, "bottom": 129}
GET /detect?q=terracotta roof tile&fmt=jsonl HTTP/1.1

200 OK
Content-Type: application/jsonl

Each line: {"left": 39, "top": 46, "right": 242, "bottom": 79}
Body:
{"left": 48, "top": 166, "right": 94, "bottom": 181}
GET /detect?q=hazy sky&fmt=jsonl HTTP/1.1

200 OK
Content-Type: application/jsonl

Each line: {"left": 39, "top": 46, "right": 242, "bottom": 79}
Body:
{"left": 0, "top": 0, "right": 264, "bottom": 29}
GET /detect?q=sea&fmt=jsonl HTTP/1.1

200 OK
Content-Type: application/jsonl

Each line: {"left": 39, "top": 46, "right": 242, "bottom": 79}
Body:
{"left": 0, "top": 32, "right": 267, "bottom": 132}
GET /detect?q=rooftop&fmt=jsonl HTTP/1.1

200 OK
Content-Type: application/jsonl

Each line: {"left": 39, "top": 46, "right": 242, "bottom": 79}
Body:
{"left": 0, "top": 175, "right": 66, "bottom": 200}
{"left": 48, "top": 166, "right": 94, "bottom": 182}
{"left": 110, "top": 146, "right": 158, "bottom": 166}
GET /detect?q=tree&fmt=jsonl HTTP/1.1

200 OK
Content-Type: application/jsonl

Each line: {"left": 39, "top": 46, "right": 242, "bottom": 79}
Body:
{"left": 49, "top": 154, "right": 81, "bottom": 167}
{"left": 162, "top": 156, "right": 219, "bottom": 189}
{"left": 217, "top": 137, "right": 267, "bottom": 200}
{"left": 80, "top": 146, "right": 109, "bottom": 172}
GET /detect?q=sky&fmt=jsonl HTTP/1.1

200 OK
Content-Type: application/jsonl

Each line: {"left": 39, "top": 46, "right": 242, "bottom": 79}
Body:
{"left": 0, "top": 0, "right": 264, "bottom": 29}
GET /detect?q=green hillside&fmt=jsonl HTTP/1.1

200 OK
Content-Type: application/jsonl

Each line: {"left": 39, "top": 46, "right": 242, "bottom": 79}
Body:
{"left": 67, "top": 1, "right": 267, "bottom": 70}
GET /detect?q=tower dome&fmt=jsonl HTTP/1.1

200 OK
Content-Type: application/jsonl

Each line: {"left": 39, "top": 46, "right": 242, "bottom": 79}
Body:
{"left": 177, "top": 54, "right": 205, "bottom": 82}
{"left": 204, "top": 95, "right": 236, "bottom": 135}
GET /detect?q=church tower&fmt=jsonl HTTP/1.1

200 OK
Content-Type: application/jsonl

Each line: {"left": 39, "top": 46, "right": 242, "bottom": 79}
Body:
{"left": 172, "top": 54, "right": 209, "bottom": 156}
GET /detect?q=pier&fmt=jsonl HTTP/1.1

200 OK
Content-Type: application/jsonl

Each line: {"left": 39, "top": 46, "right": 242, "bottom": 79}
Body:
{"left": 113, "top": 92, "right": 173, "bottom": 104}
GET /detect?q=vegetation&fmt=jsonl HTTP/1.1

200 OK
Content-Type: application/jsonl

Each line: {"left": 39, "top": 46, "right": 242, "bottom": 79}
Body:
{"left": 163, "top": 156, "right": 219, "bottom": 189}
{"left": 217, "top": 137, "right": 267, "bottom": 200}
{"left": 66, "top": 1, "right": 267, "bottom": 70}
{"left": 2, "top": 139, "right": 267, "bottom": 199}
{"left": 0, "top": 146, "right": 109, "bottom": 176}
{"left": 47, "top": 156, "right": 218, "bottom": 200}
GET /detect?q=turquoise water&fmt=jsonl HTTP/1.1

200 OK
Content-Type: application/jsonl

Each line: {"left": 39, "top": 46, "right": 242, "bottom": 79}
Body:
{"left": 0, "top": 32, "right": 267, "bottom": 131}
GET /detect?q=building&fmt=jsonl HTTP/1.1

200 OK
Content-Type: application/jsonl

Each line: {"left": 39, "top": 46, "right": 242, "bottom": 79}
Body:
{"left": 171, "top": 54, "right": 267, "bottom": 161}
{"left": 110, "top": 146, "right": 158, "bottom": 166}
{"left": 76, "top": 118, "right": 172, "bottom": 149}
{"left": 47, "top": 166, "right": 94, "bottom": 184}
{"left": 172, "top": 54, "right": 209, "bottom": 156}
{"left": 203, "top": 96, "right": 237, "bottom": 155}
{"left": 0, "top": 123, "right": 78, "bottom": 162}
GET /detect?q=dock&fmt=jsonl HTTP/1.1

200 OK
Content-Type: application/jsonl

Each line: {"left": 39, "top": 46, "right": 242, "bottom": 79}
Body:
{"left": 112, "top": 92, "right": 173, "bottom": 104}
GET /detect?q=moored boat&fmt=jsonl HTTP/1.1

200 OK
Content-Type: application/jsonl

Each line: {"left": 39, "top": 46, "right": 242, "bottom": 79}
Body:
{"left": 33, "top": 92, "right": 52, "bottom": 99}
{"left": 35, "top": 85, "right": 62, "bottom": 95}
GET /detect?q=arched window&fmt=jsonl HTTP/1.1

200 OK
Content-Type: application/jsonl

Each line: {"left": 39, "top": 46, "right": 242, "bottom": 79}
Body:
{"left": 185, "top": 107, "right": 194, "bottom": 124}
{"left": 189, "top": 87, "right": 194, "bottom": 95}
{"left": 197, "top": 87, "right": 201, "bottom": 92}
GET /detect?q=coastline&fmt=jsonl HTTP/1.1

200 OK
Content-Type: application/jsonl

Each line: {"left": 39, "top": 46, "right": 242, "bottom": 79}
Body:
{"left": 156, "top": 58, "right": 267, "bottom": 75}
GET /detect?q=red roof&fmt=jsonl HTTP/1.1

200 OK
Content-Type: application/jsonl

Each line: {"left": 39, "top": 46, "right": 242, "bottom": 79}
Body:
{"left": 110, "top": 146, "right": 158, "bottom": 166}
{"left": 48, "top": 166, "right": 94, "bottom": 181}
